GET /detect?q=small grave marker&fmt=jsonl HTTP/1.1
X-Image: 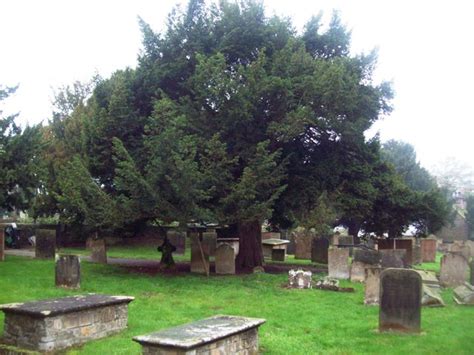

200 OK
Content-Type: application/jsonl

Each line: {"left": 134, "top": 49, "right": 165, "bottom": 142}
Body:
{"left": 440, "top": 253, "right": 469, "bottom": 287}
{"left": 55, "top": 255, "right": 81, "bottom": 289}
{"left": 311, "top": 237, "right": 329, "bottom": 264}
{"left": 364, "top": 267, "right": 382, "bottom": 305}
{"left": 288, "top": 269, "right": 312, "bottom": 289}
{"left": 215, "top": 243, "right": 235, "bottom": 275}
{"left": 90, "top": 238, "right": 107, "bottom": 264}
{"left": 328, "top": 247, "right": 350, "bottom": 280}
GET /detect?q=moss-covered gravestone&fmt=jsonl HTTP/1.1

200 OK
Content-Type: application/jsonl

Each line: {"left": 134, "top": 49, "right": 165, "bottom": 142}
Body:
{"left": 379, "top": 268, "right": 422, "bottom": 333}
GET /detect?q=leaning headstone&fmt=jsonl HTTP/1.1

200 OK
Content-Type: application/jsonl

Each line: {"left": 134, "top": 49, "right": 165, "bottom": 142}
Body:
{"left": 420, "top": 238, "right": 437, "bottom": 262}
{"left": 272, "top": 248, "right": 286, "bottom": 261}
{"left": 364, "top": 267, "right": 382, "bottom": 305}
{"left": 422, "top": 285, "right": 445, "bottom": 307}
{"left": 288, "top": 269, "right": 312, "bottom": 289}
{"left": 90, "top": 238, "right": 107, "bottom": 264}
{"left": 379, "top": 268, "right": 422, "bottom": 333}
{"left": 328, "top": 247, "right": 350, "bottom": 279}
{"left": 353, "top": 249, "right": 381, "bottom": 265}
{"left": 311, "top": 237, "right": 329, "bottom": 264}
{"left": 0, "top": 229, "right": 4, "bottom": 261}
{"left": 215, "top": 243, "right": 235, "bottom": 275}
{"left": 350, "top": 261, "right": 368, "bottom": 283}
{"left": 380, "top": 249, "right": 406, "bottom": 268}
{"left": 395, "top": 239, "right": 413, "bottom": 266}
{"left": 167, "top": 231, "right": 186, "bottom": 255}
{"left": 35, "top": 229, "right": 56, "bottom": 259}
{"left": 190, "top": 233, "right": 210, "bottom": 274}
{"left": 453, "top": 283, "right": 474, "bottom": 305}
{"left": 439, "top": 253, "right": 469, "bottom": 287}
{"left": 202, "top": 231, "right": 217, "bottom": 257}
{"left": 55, "top": 255, "right": 81, "bottom": 289}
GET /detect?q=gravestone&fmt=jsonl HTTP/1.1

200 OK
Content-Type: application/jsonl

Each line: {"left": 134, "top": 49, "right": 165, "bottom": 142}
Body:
{"left": 202, "top": 231, "right": 217, "bottom": 257}
{"left": 294, "top": 233, "right": 312, "bottom": 259}
{"left": 453, "top": 283, "right": 474, "bottom": 305}
{"left": 330, "top": 233, "right": 340, "bottom": 246}
{"left": 377, "top": 238, "right": 395, "bottom": 250}
{"left": 216, "top": 238, "right": 239, "bottom": 258}
{"left": 288, "top": 269, "right": 312, "bottom": 289}
{"left": 380, "top": 249, "right": 406, "bottom": 268}
{"left": 272, "top": 248, "right": 285, "bottom": 261}
{"left": 353, "top": 249, "right": 381, "bottom": 265}
{"left": 311, "top": 237, "right": 329, "bottom": 264}
{"left": 55, "top": 255, "right": 81, "bottom": 289}
{"left": 90, "top": 239, "right": 107, "bottom": 264}
{"left": 364, "top": 267, "right": 382, "bottom": 305}
{"left": 338, "top": 235, "right": 354, "bottom": 256}
{"left": 465, "top": 240, "right": 474, "bottom": 258}
{"left": 0, "top": 229, "right": 4, "bottom": 262}
{"left": 35, "top": 229, "right": 56, "bottom": 259}
{"left": 395, "top": 239, "right": 413, "bottom": 265}
{"left": 450, "top": 243, "right": 471, "bottom": 261}
{"left": 421, "top": 238, "right": 437, "bottom": 262}
{"left": 215, "top": 243, "right": 235, "bottom": 275}
{"left": 167, "top": 231, "right": 186, "bottom": 255}
{"left": 286, "top": 233, "right": 296, "bottom": 255}
{"left": 412, "top": 243, "right": 422, "bottom": 265}
{"left": 328, "top": 247, "right": 350, "bottom": 279}
{"left": 379, "top": 268, "right": 422, "bottom": 333}
{"left": 439, "top": 253, "right": 469, "bottom": 287}
{"left": 350, "top": 261, "right": 368, "bottom": 283}
{"left": 158, "top": 237, "right": 177, "bottom": 271}
{"left": 190, "top": 233, "right": 210, "bottom": 275}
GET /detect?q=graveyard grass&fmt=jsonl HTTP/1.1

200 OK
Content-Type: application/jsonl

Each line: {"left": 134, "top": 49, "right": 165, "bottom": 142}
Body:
{"left": 1, "top": 256, "right": 473, "bottom": 355}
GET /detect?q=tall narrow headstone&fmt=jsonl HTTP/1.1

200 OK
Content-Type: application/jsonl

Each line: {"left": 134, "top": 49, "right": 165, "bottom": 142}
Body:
{"left": 311, "top": 237, "right": 329, "bottom": 264}
{"left": 379, "top": 268, "right": 422, "bottom": 333}
{"left": 215, "top": 243, "right": 235, "bottom": 275}
{"left": 55, "top": 255, "right": 81, "bottom": 288}
{"left": 420, "top": 238, "right": 437, "bottom": 262}
{"left": 202, "top": 232, "right": 217, "bottom": 257}
{"left": 364, "top": 267, "right": 382, "bottom": 305}
{"left": 190, "top": 233, "right": 210, "bottom": 274}
{"left": 439, "top": 253, "right": 469, "bottom": 287}
{"left": 90, "top": 239, "right": 107, "bottom": 264}
{"left": 0, "top": 229, "right": 4, "bottom": 261}
{"left": 328, "top": 247, "right": 350, "bottom": 279}
{"left": 35, "top": 229, "right": 56, "bottom": 259}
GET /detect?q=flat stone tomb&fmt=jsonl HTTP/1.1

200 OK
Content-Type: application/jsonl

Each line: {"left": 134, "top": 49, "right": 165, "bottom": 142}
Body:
{"left": 55, "top": 255, "right": 81, "bottom": 289}
{"left": 133, "top": 315, "right": 266, "bottom": 354}
{"left": 379, "top": 268, "right": 422, "bottom": 333}
{"left": 262, "top": 238, "right": 289, "bottom": 259}
{"left": 0, "top": 294, "right": 134, "bottom": 352}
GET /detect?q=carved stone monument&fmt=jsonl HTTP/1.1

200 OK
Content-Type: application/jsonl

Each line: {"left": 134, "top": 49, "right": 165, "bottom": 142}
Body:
{"left": 55, "top": 255, "right": 81, "bottom": 289}
{"left": 379, "top": 268, "right": 422, "bottom": 333}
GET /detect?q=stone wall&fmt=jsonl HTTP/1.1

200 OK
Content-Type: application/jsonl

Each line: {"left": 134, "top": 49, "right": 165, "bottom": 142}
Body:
{"left": 141, "top": 328, "right": 259, "bottom": 355}
{"left": 3, "top": 304, "right": 129, "bottom": 352}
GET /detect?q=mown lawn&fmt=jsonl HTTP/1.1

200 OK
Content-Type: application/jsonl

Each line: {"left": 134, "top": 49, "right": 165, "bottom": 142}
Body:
{"left": 0, "top": 255, "right": 472, "bottom": 354}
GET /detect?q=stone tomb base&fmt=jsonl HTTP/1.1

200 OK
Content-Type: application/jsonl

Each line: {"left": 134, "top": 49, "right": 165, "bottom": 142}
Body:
{"left": 133, "top": 315, "right": 265, "bottom": 355}
{"left": 0, "top": 294, "right": 134, "bottom": 352}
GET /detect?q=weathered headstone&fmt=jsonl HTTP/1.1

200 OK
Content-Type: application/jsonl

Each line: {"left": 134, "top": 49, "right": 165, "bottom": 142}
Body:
{"left": 420, "top": 238, "right": 437, "bottom": 262}
{"left": 350, "top": 261, "right": 368, "bottom": 283}
{"left": 202, "top": 231, "right": 217, "bottom": 257}
{"left": 380, "top": 249, "right": 406, "bottom": 268}
{"left": 453, "top": 283, "right": 474, "bottom": 305}
{"left": 395, "top": 239, "right": 413, "bottom": 266}
{"left": 412, "top": 243, "right": 422, "bottom": 265}
{"left": 311, "top": 237, "right": 329, "bottom": 264}
{"left": 272, "top": 248, "right": 285, "bottom": 261}
{"left": 379, "top": 268, "right": 422, "bottom": 333}
{"left": 0, "top": 229, "right": 4, "bottom": 261}
{"left": 90, "top": 238, "right": 107, "bottom": 264}
{"left": 190, "top": 233, "right": 210, "bottom": 275}
{"left": 330, "top": 233, "right": 340, "bottom": 246}
{"left": 294, "top": 232, "right": 312, "bottom": 259}
{"left": 288, "top": 269, "right": 312, "bottom": 289}
{"left": 55, "top": 255, "right": 81, "bottom": 289}
{"left": 439, "top": 253, "right": 469, "bottom": 287}
{"left": 449, "top": 243, "right": 471, "bottom": 261}
{"left": 328, "top": 247, "right": 350, "bottom": 279}
{"left": 35, "top": 229, "right": 56, "bottom": 259}
{"left": 364, "top": 267, "right": 382, "bottom": 305}
{"left": 167, "top": 231, "right": 186, "bottom": 255}
{"left": 215, "top": 243, "right": 235, "bottom": 275}
{"left": 353, "top": 249, "right": 381, "bottom": 265}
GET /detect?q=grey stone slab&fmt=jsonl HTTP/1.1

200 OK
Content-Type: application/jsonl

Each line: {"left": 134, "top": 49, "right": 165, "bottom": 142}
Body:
{"left": 364, "top": 267, "right": 382, "bottom": 305}
{"left": 55, "top": 255, "right": 81, "bottom": 289}
{"left": 328, "top": 247, "right": 350, "bottom": 280}
{"left": 0, "top": 294, "right": 134, "bottom": 318}
{"left": 35, "top": 230, "right": 56, "bottom": 259}
{"left": 440, "top": 253, "right": 469, "bottom": 287}
{"left": 379, "top": 268, "right": 422, "bottom": 333}
{"left": 215, "top": 243, "right": 235, "bottom": 275}
{"left": 311, "top": 237, "right": 329, "bottom": 264}
{"left": 422, "top": 285, "right": 445, "bottom": 307}
{"left": 453, "top": 283, "right": 474, "bottom": 305}
{"left": 202, "top": 232, "right": 217, "bottom": 257}
{"left": 353, "top": 249, "right": 381, "bottom": 265}
{"left": 132, "top": 315, "right": 265, "bottom": 349}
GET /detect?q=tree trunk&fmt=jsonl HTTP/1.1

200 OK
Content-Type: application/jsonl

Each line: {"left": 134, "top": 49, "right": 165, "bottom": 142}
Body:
{"left": 235, "top": 220, "right": 263, "bottom": 272}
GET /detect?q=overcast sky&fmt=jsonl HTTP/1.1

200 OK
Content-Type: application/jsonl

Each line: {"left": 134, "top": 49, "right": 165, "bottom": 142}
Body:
{"left": 1, "top": 0, "right": 473, "bottom": 170}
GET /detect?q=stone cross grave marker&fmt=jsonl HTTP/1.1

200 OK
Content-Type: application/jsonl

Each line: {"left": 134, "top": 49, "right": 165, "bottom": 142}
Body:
{"left": 328, "top": 247, "right": 350, "bottom": 280}
{"left": 55, "top": 255, "right": 81, "bottom": 289}
{"left": 215, "top": 243, "right": 235, "bottom": 275}
{"left": 311, "top": 237, "right": 329, "bottom": 264}
{"left": 421, "top": 238, "right": 437, "bottom": 262}
{"left": 0, "top": 229, "right": 4, "bottom": 262}
{"left": 35, "top": 229, "right": 56, "bottom": 259}
{"left": 440, "top": 253, "right": 469, "bottom": 287}
{"left": 379, "top": 268, "right": 422, "bottom": 333}
{"left": 90, "top": 238, "right": 107, "bottom": 264}
{"left": 364, "top": 267, "right": 382, "bottom": 305}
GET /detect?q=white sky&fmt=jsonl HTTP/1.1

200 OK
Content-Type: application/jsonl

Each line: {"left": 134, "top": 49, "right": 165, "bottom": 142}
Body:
{"left": 1, "top": 0, "right": 473, "bottom": 170}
